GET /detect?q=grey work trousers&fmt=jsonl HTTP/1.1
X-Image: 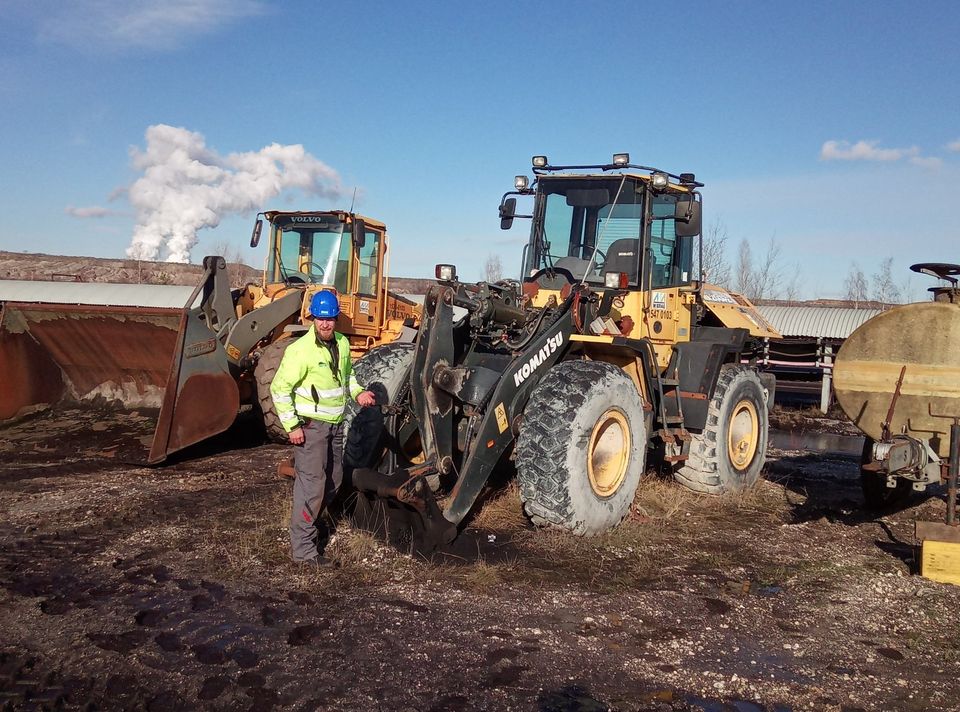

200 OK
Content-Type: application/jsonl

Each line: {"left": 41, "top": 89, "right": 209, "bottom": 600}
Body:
{"left": 290, "top": 419, "right": 344, "bottom": 562}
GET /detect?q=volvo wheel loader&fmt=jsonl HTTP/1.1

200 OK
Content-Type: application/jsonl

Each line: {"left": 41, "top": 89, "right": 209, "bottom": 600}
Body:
{"left": 344, "top": 155, "right": 780, "bottom": 546}
{"left": 0, "top": 210, "right": 419, "bottom": 463}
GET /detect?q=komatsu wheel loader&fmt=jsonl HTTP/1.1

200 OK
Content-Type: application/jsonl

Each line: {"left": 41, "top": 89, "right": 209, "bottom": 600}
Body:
{"left": 345, "top": 155, "right": 780, "bottom": 547}
{"left": 0, "top": 211, "right": 419, "bottom": 463}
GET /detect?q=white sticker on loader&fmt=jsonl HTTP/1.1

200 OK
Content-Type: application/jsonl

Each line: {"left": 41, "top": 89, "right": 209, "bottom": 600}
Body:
{"left": 513, "top": 332, "right": 565, "bottom": 387}
{"left": 359, "top": 300, "right": 370, "bottom": 314}
{"left": 652, "top": 291, "right": 667, "bottom": 310}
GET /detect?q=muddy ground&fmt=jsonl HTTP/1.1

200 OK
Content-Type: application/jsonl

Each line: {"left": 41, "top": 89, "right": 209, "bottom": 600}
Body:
{"left": 1, "top": 408, "right": 959, "bottom": 712}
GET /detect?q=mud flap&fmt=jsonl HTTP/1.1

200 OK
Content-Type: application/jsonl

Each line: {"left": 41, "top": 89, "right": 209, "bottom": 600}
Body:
{"left": 350, "top": 465, "right": 458, "bottom": 552}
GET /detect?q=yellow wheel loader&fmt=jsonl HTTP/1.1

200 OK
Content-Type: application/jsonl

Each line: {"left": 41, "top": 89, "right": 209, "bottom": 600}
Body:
{"left": 344, "top": 155, "right": 780, "bottom": 547}
{"left": 0, "top": 211, "right": 419, "bottom": 463}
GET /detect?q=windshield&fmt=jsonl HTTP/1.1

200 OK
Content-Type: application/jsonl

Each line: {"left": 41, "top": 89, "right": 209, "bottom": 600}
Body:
{"left": 524, "top": 176, "right": 695, "bottom": 289}
{"left": 530, "top": 177, "right": 643, "bottom": 284}
{"left": 268, "top": 215, "right": 351, "bottom": 291}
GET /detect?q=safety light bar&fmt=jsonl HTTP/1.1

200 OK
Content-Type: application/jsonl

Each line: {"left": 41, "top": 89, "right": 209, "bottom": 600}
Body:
{"left": 435, "top": 264, "right": 457, "bottom": 282}
{"left": 514, "top": 175, "right": 529, "bottom": 191}
{"left": 532, "top": 155, "right": 548, "bottom": 168}
{"left": 650, "top": 172, "right": 669, "bottom": 189}
{"left": 612, "top": 153, "right": 630, "bottom": 166}
{"left": 604, "top": 272, "right": 629, "bottom": 289}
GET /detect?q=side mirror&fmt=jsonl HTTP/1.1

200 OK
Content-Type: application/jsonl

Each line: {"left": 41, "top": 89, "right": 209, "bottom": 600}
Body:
{"left": 250, "top": 218, "right": 263, "bottom": 248}
{"left": 351, "top": 219, "right": 367, "bottom": 249}
{"left": 499, "top": 197, "right": 517, "bottom": 230}
{"left": 674, "top": 199, "right": 702, "bottom": 237}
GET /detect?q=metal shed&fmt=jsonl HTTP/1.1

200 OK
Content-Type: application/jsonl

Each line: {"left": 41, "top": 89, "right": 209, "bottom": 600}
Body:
{"left": 754, "top": 305, "right": 885, "bottom": 413}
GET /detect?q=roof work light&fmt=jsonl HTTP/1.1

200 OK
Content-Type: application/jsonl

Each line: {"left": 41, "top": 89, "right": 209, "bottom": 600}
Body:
{"left": 612, "top": 153, "right": 630, "bottom": 166}
{"left": 532, "top": 155, "right": 548, "bottom": 168}
{"left": 514, "top": 175, "right": 529, "bottom": 191}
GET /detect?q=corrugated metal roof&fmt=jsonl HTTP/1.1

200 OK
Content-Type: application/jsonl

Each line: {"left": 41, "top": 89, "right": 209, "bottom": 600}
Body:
{"left": 0, "top": 280, "right": 195, "bottom": 308}
{"left": 757, "top": 305, "right": 883, "bottom": 339}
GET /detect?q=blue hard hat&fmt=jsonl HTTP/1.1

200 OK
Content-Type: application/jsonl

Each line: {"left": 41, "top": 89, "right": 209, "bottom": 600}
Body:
{"left": 309, "top": 291, "right": 340, "bottom": 318}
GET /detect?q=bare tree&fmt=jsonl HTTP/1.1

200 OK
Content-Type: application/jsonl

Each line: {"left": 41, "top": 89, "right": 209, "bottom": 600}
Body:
{"left": 735, "top": 240, "right": 753, "bottom": 296}
{"left": 734, "top": 237, "right": 785, "bottom": 301}
{"left": 751, "top": 238, "right": 784, "bottom": 301}
{"left": 871, "top": 257, "right": 902, "bottom": 305}
{"left": 484, "top": 253, "right": 503, "bottom": 283}
{"left": 699, "top": 218, "right": 731, "bottom": 286}
{"left": 782, "top": 263, "right": 802, "bottom": 302}
{"left": 213, "top": 241, "right": 248, "bottom": 288}
{"left": 843, "top": 262, "right": 869, "bottom": 308}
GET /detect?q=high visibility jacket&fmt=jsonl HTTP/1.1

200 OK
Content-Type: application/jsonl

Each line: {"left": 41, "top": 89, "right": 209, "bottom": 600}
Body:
{"left": 269, "top": 328, "right": 363, "bottom": 431}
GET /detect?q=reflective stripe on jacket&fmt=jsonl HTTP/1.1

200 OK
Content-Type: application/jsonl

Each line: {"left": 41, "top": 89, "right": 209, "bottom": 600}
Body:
{"left": 269, "top": 328, "right": 363, "bottom": 430}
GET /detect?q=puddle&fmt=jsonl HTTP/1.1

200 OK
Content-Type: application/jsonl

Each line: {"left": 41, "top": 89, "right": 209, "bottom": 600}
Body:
{"left": 770, "top": 429, "right": 863, "bottom": 456}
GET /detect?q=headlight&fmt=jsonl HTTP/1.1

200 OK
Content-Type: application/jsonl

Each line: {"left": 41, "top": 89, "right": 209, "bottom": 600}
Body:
{"left": 435, "top": 264, "right": 457, "bottom": 282}
{"left": 604, "top": 272, "right": 628, "bottom": 289}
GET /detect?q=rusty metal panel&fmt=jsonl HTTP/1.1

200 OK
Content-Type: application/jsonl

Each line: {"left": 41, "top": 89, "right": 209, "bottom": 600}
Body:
{"left": 0, "top": 301, "right": 240, "bottom": 464}
{"left": 0, "top": 308, "right": 64, "bottom": 419}
{"left": 1, "top": 303, "right": 182, "bottom": 408}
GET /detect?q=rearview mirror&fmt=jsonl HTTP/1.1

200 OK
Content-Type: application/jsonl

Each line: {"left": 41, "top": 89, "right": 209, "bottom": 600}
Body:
{"left": 499, "top": 197, "right": 517, "bottom": 230}
{"left": 250, "top": 218, "right": 263, "bottom": 248}
{"left": 351, "top": 219, "right": 367, "bottom": 249}
{"left": 674, "top": 199, "right": 702, "bottom": 237}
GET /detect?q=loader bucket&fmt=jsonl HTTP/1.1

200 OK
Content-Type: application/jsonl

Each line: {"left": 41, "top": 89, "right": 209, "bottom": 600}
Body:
{"left": 0, "top": 301, "right": 239, "bottom": 464}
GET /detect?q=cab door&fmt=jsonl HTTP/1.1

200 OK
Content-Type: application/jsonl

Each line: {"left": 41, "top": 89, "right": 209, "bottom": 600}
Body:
{"left": 347, "top": 223, "right": 384, "bottom": 340}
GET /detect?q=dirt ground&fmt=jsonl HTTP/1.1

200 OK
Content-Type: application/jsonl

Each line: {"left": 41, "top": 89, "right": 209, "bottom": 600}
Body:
{"left": 1, "top": 407, "right": 959, "bottom": 712}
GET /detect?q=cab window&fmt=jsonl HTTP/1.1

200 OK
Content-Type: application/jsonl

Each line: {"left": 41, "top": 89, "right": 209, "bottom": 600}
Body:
{"left": 356, "top": 229, "right": 381, "bottom": 296}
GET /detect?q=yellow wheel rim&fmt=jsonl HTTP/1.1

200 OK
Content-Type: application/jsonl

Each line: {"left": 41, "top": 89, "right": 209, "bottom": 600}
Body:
{"left": 728, "top": 399, "right": 759, "bottom": 470}
{"left": 587, "top": 409, "right": 631, "bottom": 497}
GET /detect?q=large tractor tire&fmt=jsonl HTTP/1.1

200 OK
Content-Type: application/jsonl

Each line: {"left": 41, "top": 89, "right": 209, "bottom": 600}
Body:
{"left": 254, "top": 337, "right": 298, "bottom": 443}
{"left": 516, "top": 360, "right": 648, "bottom": 535}
{"left": 860, "top": 437, "right": 912, "bottom": 510}
{"left": 673, "top": 365, "right": 768, "bottom": 494}
{"left": 343, "top": 342, "right": 415, "bottom": 469}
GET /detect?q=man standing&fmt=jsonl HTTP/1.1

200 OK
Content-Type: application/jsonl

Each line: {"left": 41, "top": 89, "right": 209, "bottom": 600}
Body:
{"left": 271, "top": 291, "right": 376, "bottom": 565}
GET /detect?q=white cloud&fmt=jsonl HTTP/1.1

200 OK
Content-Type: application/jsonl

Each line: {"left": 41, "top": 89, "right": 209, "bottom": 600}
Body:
{"left": 36, "top": 0, "right": 264, "bottom": 51}
{"left": 947, "top": 139, "right": 960, "bottom": 153}
{"left": 820, "top": 140, "right": 917, "bottom": 162}
{"left": 65, "top": 205, "right": 116, "bottom": 218}
{"left": 125, "top": 124, "right": 343, "bottom": 263}
{"left": 909, "top": 155, "right": 943, "bottom": 169}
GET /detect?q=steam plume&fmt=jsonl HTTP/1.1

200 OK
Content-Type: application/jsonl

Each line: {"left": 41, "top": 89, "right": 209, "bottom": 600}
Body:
{"left": 126, "top": 124, "right": 342, "bottom": 262}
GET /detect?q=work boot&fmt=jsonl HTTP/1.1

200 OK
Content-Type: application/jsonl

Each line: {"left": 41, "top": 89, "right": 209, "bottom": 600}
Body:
{"left": 294, "top": 556, "right": 335, "bottom": 570}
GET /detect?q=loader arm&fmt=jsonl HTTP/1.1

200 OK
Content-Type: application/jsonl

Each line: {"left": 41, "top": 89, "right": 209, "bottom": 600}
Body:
{"left": 405, "top": 283, "right": 577, "bottom": 525}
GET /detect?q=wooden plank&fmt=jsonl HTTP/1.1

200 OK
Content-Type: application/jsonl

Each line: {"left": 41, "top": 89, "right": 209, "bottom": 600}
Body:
{"left": 916, "top": 520, "right": 960, "bottom": 544}
{"left": 920, "top": 540, "right": 960, "bottom": 586}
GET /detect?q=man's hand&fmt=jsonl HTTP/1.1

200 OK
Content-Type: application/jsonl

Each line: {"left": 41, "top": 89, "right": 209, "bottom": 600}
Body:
{"left": 288, "top": 427, "right": 305, "bottom": 445}
{"left": 356, "top": 390, "right": 377, "bottom": 408}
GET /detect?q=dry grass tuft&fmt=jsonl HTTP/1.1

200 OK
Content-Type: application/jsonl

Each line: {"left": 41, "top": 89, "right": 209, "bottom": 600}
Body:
{"left": 471, "top": 483, "right": 527, "bottom": 531}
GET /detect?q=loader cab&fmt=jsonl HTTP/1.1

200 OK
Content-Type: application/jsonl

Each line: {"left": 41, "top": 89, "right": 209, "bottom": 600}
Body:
{"left": 266, "top": 213, "right": 353, "bottom": 292}
{"left": 518, "top": 167, "right": 700, "bottom": 292}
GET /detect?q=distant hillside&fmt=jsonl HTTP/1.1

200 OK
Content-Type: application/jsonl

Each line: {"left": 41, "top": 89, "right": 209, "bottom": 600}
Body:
{"left": 0, "top": 250, "right": 431, "bottom": 294}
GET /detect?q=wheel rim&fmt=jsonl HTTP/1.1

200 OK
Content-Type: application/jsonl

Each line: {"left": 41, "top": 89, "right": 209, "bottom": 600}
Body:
{"left": 728, "top": 399, "right": 759, "bottom": 470}
{"left": 588, "top": 409, "right": 631, "bottom": 497}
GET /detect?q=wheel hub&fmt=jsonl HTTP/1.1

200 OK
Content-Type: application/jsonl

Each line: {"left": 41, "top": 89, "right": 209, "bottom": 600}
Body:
{"left": 728, "top": 399, "right": 759, "bottom": 470}
{"left": 588, "top": 409, "right": 630, "bottom": 497}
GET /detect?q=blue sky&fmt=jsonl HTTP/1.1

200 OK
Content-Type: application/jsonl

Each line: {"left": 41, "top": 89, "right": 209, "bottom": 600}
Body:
{"left": 1, "top": 0, "right": 958, "bottom": 298}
